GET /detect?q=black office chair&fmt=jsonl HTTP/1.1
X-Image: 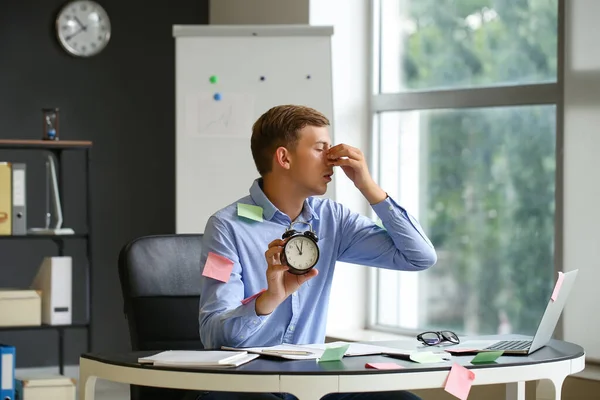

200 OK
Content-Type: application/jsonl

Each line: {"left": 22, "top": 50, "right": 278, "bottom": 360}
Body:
{"left": 118, "top": 234, "right": 205, "bottom": 400}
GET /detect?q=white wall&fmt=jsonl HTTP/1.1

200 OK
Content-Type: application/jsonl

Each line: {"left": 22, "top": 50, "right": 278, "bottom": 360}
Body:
{"left": 563, "top": 0, "right": 600, "bottom": 362}
{"left": 210, "top": 0, "right": 309, "bottom": 25}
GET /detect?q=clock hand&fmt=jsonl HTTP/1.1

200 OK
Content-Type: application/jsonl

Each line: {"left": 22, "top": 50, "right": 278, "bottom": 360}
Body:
{"left": 65, "top": 28, "right": 84, "bottom": 41}
{"left": 74, "top": 16, "right": 87, "bottom": 31}
{"left": 295, "top": 243, "right": 302, "bottom": 255}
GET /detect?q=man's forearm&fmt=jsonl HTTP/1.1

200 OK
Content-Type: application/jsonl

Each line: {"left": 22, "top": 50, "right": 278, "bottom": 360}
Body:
{"left": 359, "top": 180, "right": 387, "bottom": 205}
{"left": 255, "top": 291, "right": 285, "bottom": 315}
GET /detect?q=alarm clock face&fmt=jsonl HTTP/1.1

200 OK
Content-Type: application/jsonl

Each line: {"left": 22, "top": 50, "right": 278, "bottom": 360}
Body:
{"left": 284, "top": 235, "right": 319, "bottom": 272}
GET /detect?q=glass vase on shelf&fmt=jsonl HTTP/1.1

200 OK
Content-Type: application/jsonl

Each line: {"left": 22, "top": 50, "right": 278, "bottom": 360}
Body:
{"left": 42, "top": 108, "right": 60, "bottom": 140}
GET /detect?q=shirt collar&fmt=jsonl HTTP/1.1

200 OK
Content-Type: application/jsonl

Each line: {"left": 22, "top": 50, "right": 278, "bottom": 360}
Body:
{"left": 249, "top": 178, "right": 319, "bottom": 222}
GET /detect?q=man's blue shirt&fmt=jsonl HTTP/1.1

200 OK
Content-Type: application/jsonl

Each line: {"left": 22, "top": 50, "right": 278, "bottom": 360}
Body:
{"left": 198, "top": 178, "right": 437, "bottom": 349}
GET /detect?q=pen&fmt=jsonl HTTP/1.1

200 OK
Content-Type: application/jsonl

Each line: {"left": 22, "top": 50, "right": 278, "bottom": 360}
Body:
{"left": 261, "top": 350, "right": 314, "bottom": 355}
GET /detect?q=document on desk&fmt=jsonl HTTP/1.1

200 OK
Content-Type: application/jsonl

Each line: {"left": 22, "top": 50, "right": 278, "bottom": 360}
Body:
{"left": 221, "top": 341, "right": 414, "bottom": 360}
{"left": 138, "top": 350, "right": 259, "bottom": 368}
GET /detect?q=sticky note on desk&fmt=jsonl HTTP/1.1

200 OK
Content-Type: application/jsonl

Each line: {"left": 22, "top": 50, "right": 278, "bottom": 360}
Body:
{"left": 444, "top": 363, "right": 475, "bottom": 400}
{"left": 202, "top": 251, "right": 234, "bottom": 283}
{"left": 237, "top": 203, "right": 263, "bottom": 222}
{"left": 471, "top": 350, "right": 503, "bottom": 364}
{"left": 551, "top": 271, "right": 564, "bottom": 301}
{"left": 317, "top": 343, "right": 350, "bottom": 362}
{"left": 365, "top": 362, "right": 404, "bottom": 370}
{"left": 410, "top": 351, "right": 445, "bottom": 364}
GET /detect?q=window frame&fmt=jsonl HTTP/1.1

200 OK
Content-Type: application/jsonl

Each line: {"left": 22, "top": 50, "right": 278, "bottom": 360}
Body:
{"left": 366, "top": 0, "right": 566, "bottom": 338}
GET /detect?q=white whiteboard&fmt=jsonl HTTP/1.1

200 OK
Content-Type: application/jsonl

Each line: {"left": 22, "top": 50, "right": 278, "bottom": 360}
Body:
{"left": 173, "top": 25, "right": 335, "bottom": 234}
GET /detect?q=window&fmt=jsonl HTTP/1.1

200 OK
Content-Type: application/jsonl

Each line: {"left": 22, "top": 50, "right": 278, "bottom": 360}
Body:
{"left": 369, "top": 0, "right": 561, "bottom": 337}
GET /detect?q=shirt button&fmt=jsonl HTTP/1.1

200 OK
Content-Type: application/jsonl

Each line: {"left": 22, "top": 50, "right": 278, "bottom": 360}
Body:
{"left": 292, "top": 292, "right": 298, "bottom": 297}
{"left": 388, "top": 205, "right": 393, "bottom": 210}
{"left": 240, "top": 336, "right": 245, "bottom": 339}
{"left": 289, "top": 326, "right": 295, "bottom": 331}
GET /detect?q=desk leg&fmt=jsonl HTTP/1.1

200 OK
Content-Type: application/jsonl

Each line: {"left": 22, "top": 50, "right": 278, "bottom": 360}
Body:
{"left": 506, "top": 381, "right": 525, "bottom": 400}
{"left": 549, "top": 377, "right": 565, "bottom": 400}
{"left": 78, "top": 373, "right": 97, "bottom": 400}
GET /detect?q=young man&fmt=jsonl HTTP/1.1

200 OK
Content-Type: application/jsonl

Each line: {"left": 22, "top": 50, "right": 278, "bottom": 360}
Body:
{"left": 197, "top": 105, "right": 437, "bottom": 400}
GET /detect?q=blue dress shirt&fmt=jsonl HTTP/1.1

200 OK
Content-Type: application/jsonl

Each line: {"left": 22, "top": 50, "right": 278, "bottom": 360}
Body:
{"left": 198, "top": 178, "right": 437, "bottom": 349}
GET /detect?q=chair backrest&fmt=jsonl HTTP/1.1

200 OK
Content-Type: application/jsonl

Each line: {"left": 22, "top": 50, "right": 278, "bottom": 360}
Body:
{"left": 118, "top": 234, "right": 204, "bottom": 351}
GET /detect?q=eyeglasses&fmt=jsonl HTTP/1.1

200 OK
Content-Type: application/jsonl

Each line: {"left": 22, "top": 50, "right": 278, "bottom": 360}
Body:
{"left": 417, "top": 331, "right": 460, "bottom": 346}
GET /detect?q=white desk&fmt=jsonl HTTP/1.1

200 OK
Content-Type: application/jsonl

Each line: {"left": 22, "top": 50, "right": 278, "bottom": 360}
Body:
{"left": 78, "top": 338, "right": 585, "bottom": 400}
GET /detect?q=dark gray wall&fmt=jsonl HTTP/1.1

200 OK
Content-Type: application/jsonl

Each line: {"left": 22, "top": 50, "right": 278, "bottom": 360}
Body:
{"left": 0, "top": 0, "right": 209, "bottom": 368}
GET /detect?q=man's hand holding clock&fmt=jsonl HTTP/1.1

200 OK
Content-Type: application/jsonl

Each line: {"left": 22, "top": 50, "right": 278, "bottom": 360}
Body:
{"left": 255, "top": 237, "right": 319, "bottom": 316}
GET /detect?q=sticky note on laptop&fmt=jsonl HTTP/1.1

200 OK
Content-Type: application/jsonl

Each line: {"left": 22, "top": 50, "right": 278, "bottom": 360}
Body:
{"left": 317, "top": 343, "right": 350, "bottom": 362}
{"left": 202, "top": 251, "right": 234, "bottom": 283}
{"left": 237, "top": 203, "right": 263, "bottom": 222}
{"left": 444, "top": 363, "right": 475, "bottom": 400}
{"left": 551, "top": 271, "right": 564, "bottom": 301}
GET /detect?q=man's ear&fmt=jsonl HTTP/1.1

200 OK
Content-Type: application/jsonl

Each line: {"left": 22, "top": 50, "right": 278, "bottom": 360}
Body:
{"left": 275, "top": 146, "right": 292, "bottom": 170}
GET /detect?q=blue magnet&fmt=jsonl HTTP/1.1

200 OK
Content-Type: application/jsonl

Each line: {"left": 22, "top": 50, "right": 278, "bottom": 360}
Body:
{"left": 213, "top": 93, "right": 222, "bottom": 101}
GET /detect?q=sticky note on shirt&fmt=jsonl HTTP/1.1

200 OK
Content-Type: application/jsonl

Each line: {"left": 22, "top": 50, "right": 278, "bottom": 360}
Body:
{"left": 471, "top": 351, "right": 503, "bottom": 364}
{"left": 551, "top": 271, "right": 564, "bottom": 301}
{"left": 237, "top": 203, "right": 263, "bottom": 222}
{"left": 317, "top": 343, "right": 350, "bottom": 362}
{"left": 365, "top": 362, "right": 404, "bottom": 370}
{"left": 375, "top": 218, "right": 386, "bottom": 230}
{"left": 444, "top": 363, "right": 475, "bottom": 400}
{"left": 202, "top": 251, "right": 234, "bottom": 283}
{"left": 241, "top": 289, "right": 266, "bottom": 305}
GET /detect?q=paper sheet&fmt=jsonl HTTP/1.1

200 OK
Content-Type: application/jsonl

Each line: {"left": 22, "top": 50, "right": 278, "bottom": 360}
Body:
{"left": 185, "top": 92, "right": 255, "bottom": 138}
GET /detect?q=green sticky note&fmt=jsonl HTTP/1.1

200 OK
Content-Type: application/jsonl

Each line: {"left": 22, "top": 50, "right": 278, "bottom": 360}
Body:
{"left": 209, "top": 75, "right": 218, "bottom": 84}
{"left": 375, "top": 218, "right": 386, "bottom": 230}
{"left": 237, "top": 203, "right": 263, "bottom": 222}
{"left": 317, "top": 344, "right": 350, "bottom": 362}
{"left": 409, "top": 351, "right": 445, "bottom": 364}
{"left": 471, "top": 350, "right": 503, "bottom": 364}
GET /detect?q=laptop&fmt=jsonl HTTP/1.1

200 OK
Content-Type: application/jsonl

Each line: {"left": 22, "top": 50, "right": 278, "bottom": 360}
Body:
{"left": 449, "top": 269, "right": 578, "bottom": 355}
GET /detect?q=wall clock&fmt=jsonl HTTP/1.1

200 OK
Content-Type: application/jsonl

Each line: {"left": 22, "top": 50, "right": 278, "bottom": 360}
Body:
{"left": 56, "top": 1, "right": 111, "bottom": 57}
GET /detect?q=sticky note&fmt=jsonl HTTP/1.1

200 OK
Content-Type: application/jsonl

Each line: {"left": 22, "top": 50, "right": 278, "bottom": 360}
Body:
{"left": 444, "top": 363, "right": 475, "bottom": 400}
{"left": 213, "top": 93, "right": 222, "bottom": 101}
{"left": 375, "top": 218, "right": 386, "bottom": 230}
{"left": 202, "top": 251, "right": 234, "bottom": 283}
{"left": 551, "top": 271, "right": 564, "bottom": 301}
{"left": 237, "top": 203, "right": 263, "bottom": 222}
{"left": 471, "top": 351, "right": 503, "bottom": 364}
{"left": 410, "top": 351, "right": 445, "bottom": 364}
{"left": 241, "top": 289, "right": 266, "bottom": 305}
{"left": 365, "top": 362, "right": 404, "bottom": 370}
{"left": 209, "top": 75, "right": 218, "bottom": 84}
{"left": 317, "top": 343, "right": 350, "bottom": 362}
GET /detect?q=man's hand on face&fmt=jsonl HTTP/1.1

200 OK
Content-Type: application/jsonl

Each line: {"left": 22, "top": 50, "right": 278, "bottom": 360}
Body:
{"left": 327, "top": 144, "right": 387, "bottom": 204}
{"left": 255, "top": 238, "right": 318, "bottom": 316}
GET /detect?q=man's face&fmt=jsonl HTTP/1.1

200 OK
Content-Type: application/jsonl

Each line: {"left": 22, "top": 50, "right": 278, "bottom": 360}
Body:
{"left": 287, "top": 125, "right": 334, "bottom": 196}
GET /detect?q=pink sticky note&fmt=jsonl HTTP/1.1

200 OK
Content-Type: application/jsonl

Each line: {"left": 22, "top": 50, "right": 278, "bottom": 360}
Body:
{"left": 444, "top": 363, "right": 475, "bottom": 400}
{"left": 241, "top": 289, "right": 267, "bottom": 305}
{"left": 365, "top": 362, "right": 405, "bottom": 370}
{"left": 551, "top": 271, "right": 565, "bottom": 301}
{"left": 202, "top": 252, "right": 234, "bottom": 283}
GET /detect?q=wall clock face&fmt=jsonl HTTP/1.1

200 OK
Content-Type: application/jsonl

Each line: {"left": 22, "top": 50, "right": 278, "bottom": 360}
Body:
{"left": 56, "top": 1, "right": 111, "bottom": 57}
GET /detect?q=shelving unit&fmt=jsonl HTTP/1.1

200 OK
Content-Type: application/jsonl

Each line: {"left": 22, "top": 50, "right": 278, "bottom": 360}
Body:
{"left": 0, "top": 139, "right": 93, "bottom": 374}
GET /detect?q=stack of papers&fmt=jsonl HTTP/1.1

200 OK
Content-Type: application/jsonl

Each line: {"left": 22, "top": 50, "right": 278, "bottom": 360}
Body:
{"left": 222, "top": 341, "right": 418, "bottom": 361}
{"left": 138, "top": 350, "right": 259, "bottom": 369}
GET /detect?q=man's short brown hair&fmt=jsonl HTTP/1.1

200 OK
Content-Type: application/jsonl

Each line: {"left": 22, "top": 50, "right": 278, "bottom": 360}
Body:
{"left": 251, "top": 105, "right": 330, "bottom": 176}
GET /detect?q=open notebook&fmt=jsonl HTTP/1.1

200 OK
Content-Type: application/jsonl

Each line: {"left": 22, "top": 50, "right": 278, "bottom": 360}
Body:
{"left": 222, "top": 341, "right": 415, "bottom": 360}
{"left": 138, "top": 350, "right": 259, "bottom": 368}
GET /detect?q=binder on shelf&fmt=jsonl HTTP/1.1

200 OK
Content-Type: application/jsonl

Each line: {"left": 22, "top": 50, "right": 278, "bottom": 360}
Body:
{"left": 0, "top": 162, "right": 11, "bottom": 235}
{"left": 11, "top": 163, "right": 26, "bottom": 235}
{"left": 31, "top": 257, "right": 72, "bottom": 325}
{"left": 0, "top": 344, "right": 15, "bottom": 400}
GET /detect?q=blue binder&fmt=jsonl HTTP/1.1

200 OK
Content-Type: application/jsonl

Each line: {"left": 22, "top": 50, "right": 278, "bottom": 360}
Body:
{"left": 0, "top": 344, "right": 15, "bottom": 400}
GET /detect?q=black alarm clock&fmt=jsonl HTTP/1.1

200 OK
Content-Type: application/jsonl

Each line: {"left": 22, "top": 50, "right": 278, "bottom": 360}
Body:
{"left": 281, "top": 221, "right": 320, "bottom": 275}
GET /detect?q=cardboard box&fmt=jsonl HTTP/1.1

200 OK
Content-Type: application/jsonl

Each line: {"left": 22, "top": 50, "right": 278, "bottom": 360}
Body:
{"left": 15, "top": 375, "right": 76, "bottom": 400}
{"left": 0, "top": 289, "right": 41, "bottom": 327}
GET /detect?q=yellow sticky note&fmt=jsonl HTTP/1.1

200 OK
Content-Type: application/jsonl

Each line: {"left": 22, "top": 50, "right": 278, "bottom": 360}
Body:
{"left": 317, "top": 344, "right": 350, "bottom": 362}
{"left": 237, "top": 203, "right": 263, "bottom": 222}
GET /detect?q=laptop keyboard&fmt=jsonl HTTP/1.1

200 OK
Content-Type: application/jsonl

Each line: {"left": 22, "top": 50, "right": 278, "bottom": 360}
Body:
{"left": 485, "top": 340, "right": 532, "bottom": 351}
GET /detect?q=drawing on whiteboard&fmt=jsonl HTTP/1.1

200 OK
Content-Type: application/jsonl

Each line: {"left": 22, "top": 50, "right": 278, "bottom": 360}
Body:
{"left": 185, "top": 92, "right": 255, "bottom": 138}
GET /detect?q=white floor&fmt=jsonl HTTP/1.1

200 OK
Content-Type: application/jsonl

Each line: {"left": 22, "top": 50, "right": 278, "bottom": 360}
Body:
{"left": 16, "top": 364, "right": 130, "bottom": 400}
